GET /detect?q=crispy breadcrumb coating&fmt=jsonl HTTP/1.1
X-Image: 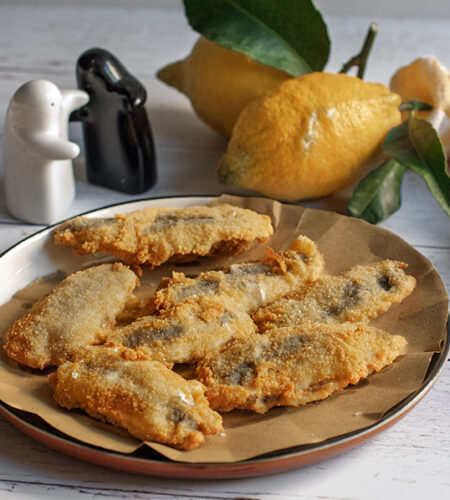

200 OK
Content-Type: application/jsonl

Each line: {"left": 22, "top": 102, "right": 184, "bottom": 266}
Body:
{"left": 53, "top": 204, "right": 274, "bottom": 272}
{"left": 196, "top": 323, "right": 407, "bottom": 413}
{"left": 51, "top": 344, "right": 223, "bottom": 450}
{"left": 4, "top": 263, "right": 138, "bottom": 369}
{"left": 151, "top": 235, "right": 324, "bottom": 314}
{"left": 110, "top": 236, "right": 323, "bottom": 365}
{"left": 254, "top": 260, "right": 416, "bottom": 331}
{"left": 109, "top": 296, "right": 257, "bottom": 365}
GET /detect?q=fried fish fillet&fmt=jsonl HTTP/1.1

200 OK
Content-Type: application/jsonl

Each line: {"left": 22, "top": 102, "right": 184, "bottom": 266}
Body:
{"left": 151, "top": 235, "right": 324, "bottom": 314}
{"left": 196, "top": 323, "right": 407, "bottom": 413}
{"left": 109, "top": 296, "right": 257, "bottom": 365}
{"left": 51, "top": 344, "right": 223, "bottom": 450}
{"left": 254, "top": 260, "right": 416, "bottom": 331}
{"left": 110, "top": 236, "right": 323, "bottom": 365}
{"left": 4, "top": 263, "right": 139, "bottom": 369}
{"left": 53, "top": 204, "right": 274, "bottom": 272}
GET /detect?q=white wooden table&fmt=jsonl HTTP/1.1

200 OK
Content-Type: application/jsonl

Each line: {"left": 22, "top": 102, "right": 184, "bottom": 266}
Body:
{"left": 0, "top": 1, "right": 449, "bottom": 498}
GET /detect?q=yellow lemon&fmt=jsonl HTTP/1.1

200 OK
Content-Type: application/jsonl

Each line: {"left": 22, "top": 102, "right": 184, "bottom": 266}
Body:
{"left": 157, "top": 36, "right": 291, "bottom": 136}
{"left": 390, "top": 56, "right": 450, "bottom": 156}
{"left": 219, "top": 72, "right": 402, "bottom": 201}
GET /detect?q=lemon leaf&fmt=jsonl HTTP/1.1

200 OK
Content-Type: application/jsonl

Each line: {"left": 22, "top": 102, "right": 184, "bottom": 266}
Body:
{"left": 347, "top": 159, "right": 406, "bottom": 223}
{"left": 382, "top": 120, "right": 412, "bottom": 161}
{"left": 183, "top": 0, "right": 330, "bottom": 76}
{"left": 385, "top": 116, "right": 450, "bottom": 217}
{"left": 349, "top": 115, "right": 450, "bottom": 224}
{"left": 408, "top": 116, "right": 450, "bottom": 216}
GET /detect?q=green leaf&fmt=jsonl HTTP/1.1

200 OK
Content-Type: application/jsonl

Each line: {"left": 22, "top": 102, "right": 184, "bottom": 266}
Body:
{"left": 347, "top": 159, "right": 406, "bottom": 223}
{"left": 408, "top": 116, "right": 450, "bottom": 216}
{"left": 384, "top": 116, "right": 450, "bottom": 217}
{"left": 382, "top": 120, "right": 413, "bottom": 162}
{"left": 349, "top": 109, "right": 450, "bottom": 224}
{"left": 183, "top": 0, "right": 330, "bottom": 76}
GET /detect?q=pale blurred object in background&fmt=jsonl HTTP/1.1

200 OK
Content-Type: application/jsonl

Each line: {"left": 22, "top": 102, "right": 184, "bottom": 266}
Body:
{"left": 390, "top": 56, "right": 450, "bottom": 157}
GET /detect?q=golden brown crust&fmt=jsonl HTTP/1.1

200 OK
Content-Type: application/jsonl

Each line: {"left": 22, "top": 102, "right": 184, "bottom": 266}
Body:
{"left": 52, "top": 344, "right": 223, "bottom": 450}
{"left": 53, "top": 204, "right": 274, "bottom": 272}
{"left": 151, "top": 235, "right": 324, "bottom": 315}
{"left": 254, "top": 260, "right": 416, "bottom": 331}
{"left": 4, "top": 263, "right": 139, "bottom": 369}
{"left": 196, "top": 323, "right": 407, "bottom": 413}
{"left": 4, "top": 217, "right": 417, "bottom": 451}
{"left": 108, "top": 235, "right": 324, "bottom": 365}
{"left": 109, "top": 296, "right": 257, "bottom": 365}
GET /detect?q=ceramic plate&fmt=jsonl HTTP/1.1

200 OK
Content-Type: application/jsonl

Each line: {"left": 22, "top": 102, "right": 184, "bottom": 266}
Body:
{"left": 0, "top": 196, "right": 448, "bottom": 479}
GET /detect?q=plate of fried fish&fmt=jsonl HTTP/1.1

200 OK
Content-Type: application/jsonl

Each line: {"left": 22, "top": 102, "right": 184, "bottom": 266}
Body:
{"left": 0, "top": 195, "right": 448, "bottom": 478}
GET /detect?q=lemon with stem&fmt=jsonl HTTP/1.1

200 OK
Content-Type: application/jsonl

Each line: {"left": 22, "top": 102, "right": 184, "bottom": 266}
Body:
{"left": 218, "top": 72, "right": 402, "bottom": 201}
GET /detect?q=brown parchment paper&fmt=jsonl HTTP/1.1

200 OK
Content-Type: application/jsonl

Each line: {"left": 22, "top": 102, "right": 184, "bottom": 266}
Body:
{"left": 0, "top": 194, "right": 448, "bottom": 463}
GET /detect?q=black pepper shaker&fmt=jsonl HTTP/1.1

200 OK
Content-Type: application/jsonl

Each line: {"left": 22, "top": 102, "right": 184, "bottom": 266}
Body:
{"left": 71, "top": 48, "right": 156, "bottom": 194}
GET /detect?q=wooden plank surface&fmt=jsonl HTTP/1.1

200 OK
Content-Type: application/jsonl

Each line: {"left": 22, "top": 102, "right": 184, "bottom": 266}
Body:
{"left": 0, "top": 2, "right": 448, "bottom": 499}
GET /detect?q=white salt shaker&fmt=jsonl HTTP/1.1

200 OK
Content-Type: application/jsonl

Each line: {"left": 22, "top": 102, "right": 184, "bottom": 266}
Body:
{"left": 3, "top": 79, "right": 89, "bottom": 224}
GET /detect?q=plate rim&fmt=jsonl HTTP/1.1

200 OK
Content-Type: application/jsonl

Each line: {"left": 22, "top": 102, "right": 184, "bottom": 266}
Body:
{"left": 0, "top": 194, "right": 448, "bottom": 478}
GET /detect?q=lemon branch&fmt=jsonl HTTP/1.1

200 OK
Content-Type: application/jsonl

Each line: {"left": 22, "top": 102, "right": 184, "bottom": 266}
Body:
{"left": 339, "top": 23, "right": 378, "bottom": 79}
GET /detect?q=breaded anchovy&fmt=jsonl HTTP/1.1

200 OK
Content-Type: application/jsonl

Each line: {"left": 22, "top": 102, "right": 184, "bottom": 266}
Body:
{"left": 51, "top": 344, "right": 223, "bottom": 450}
{"left": 151, "top": 235, "right": 324, "bottom": 314}
{"left": 196, "top": 323, "right": 407, "bottom": 413}
{"left": 253, "top": 260, "right": 416, "bottom": 331}
{"left": 109, "top": 236, "right": 323, "bottom": 365}
{"left": 109, "top": 296, "right": 257, "bottom": 365}
{"left": 4, "top": 263, "right": 139, "bottom": 369}
{"left": 53, "top": 204, "right": 274, "bottom": 272}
